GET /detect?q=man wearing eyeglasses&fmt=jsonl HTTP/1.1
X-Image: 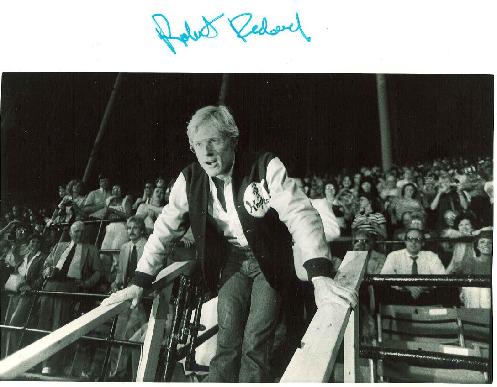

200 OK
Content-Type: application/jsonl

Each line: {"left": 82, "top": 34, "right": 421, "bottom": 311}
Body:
{"left": 104, "top": 105, "right": 357, "bottom": 382}
{"left": 352, "top": 230, "right": 386, "bottom": 275}
{"left": 380, "top": 228, "right": 445, "bottom": 304}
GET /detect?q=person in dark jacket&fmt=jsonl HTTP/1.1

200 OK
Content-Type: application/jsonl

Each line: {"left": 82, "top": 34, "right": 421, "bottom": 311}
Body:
{"left": 103, "top": 105, "right": 357, "bottom": 382}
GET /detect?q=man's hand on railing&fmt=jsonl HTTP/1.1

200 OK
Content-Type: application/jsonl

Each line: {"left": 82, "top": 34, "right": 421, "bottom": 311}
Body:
{"left": 101, "top": 284, "right": 143, "bottom": 309}
{"left": 311, "top": 277, "right": 358, "bottom": 309}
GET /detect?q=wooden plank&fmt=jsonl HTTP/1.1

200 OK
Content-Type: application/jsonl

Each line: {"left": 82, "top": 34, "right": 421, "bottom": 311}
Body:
{"left": 0, "top": 300, "right": 130, "bottom": 380}
{"left": 280, "top": 251, "right": 367, "bottom": 383}
{"left": 136, "top": 260, "right": 197, "bottom": 381}
{"left": 136, "top": 286, "right": 171, "bottom": 382}
{"left": 344, "top": 308, "right": 359, "bottom": 382}
{"left": 152, "top": 260, "right": 196, "bottom": 291}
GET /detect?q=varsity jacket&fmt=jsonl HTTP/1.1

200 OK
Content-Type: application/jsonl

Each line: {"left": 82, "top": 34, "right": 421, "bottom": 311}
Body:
{"left": 133, "top": 152, "right": 332, "bottom": 293}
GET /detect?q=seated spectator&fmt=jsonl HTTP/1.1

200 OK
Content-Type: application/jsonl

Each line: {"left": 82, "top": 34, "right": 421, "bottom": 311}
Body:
{"left": 338, "top": 175, "right": 354, "bottom": 197}
{"left": 3, "top": 234, "right": 46, "bottom": 356}
{"left": 393, "top": 211, "right": 412, "bottom": 241}
{"left": 309, "top": 175, "right": 324, "bottom": 199}
{"left": 379, "top": 173, "right": 398, "bottom": 202}
{"left": 358, "top": 176, "right": 380, "bottom": 201}
{"left": 390, "top": 183, "right": 424, "bottom": 225}
{"left": 459, "top": 229, "right": 492, "bottom": 308}
{"left": 37, "top": 221, "right": 103, "bottom": 376}
{"left": 445, "top": 215, "right": 477, "bottom": 274}
{"left": 6, "top": 205, "right": 26, "bottom": 224}
{"left": 430, "top": 173, "right": 468, "bottom": 229}
{"left": 132, "top": 181, "right": 154, "bottom": 211}
{"left": 396, "top": 168, "right": 416, "bottom": 190}
{"left": 352, "top": 230, "right": 386, "bottom": 274}
{"left": 420, "top": 172, "right": 438, "bottom": 208}
{"left": 57, "top": 179, "right": 87, "bottom": 222}
{"left": 352, "top": 173, "right": 362, "bottom": 197}
{"left": 380, "top": 228, "right": 445, "bottom": 304}
{"left": 136, "top": 186, "right": 166, "bottom": 235}
{"left": 438, "top": 209, "right": 459, "bottom": 266}
{"left": 107, "top": 216, "right": 148, "bottom": 381}
{"left": 351, "top": 193, "right": 387, "bottom": 239}
{"left": 155, "top": 177, "right": 166, "bottom": 190}
{"left": 100, "top": 184, "right": 133, "bottom": 285}
{"left": 3, "top": 223, "right": 31, "bottom": 268}
{"left": 310, "top": 181, "right": 341, "bottom": 240}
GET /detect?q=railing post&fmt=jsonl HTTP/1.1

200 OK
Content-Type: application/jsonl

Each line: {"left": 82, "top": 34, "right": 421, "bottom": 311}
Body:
{"left": 344, "top": 307, "right": 359, "bottom": 382}
{"left": 136, "top": 286, "right": 171, "bottom": 382}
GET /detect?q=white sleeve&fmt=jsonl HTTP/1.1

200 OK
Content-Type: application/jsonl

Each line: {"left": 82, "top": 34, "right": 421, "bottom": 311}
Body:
{"left": 266, "top": 157, "right": 329, "bottom": 262}
{"left": 429, "top": 252, "right": 446, "bottom": 275}
{"left": 310, "top": 199, "right": 341, "bottom": 242}
{"left": 380, "top": 252, "right": 396, "bottom": 274}
{"left": 136, "top": 173, "right": 190, "bottom": 276}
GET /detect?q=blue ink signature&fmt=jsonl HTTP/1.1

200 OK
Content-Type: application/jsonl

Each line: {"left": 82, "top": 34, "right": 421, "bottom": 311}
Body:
{"left": 152, "top": 11, "right": 311, "bottom": 55}
{"left": 152, "top": 13, "right": 225, "bottom": 55}
{"left": 228, "top": 12, "right": 311, "bottom": 43}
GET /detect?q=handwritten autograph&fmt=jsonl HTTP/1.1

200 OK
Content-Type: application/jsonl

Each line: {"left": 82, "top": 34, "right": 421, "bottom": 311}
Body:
{"left": 152, "top": 11, "right": 311, "bottom": 55}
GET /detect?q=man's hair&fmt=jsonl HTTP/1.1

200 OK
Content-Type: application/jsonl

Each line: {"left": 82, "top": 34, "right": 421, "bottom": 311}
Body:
{"left": 186, "top": 105, "right": 239, "bottom": 146}
{"left": 404, "top": 228, "right": 424, "bottom": 241}
{"left": 127, "top": 216, "right": 145, "bottom": 234}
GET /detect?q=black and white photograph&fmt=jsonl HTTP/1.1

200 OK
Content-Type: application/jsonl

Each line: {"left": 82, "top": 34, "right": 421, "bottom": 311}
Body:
{"left": 0, "top": 1, "right": 495, "bottom": 384}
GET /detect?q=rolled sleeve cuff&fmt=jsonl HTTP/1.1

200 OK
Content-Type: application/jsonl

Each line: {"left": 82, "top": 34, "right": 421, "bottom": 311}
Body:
{"left": 303, "top": 257, "right": 334, "bottom": 280}
{"left": 130, "top": 271, "right": 155, "bottom": 289}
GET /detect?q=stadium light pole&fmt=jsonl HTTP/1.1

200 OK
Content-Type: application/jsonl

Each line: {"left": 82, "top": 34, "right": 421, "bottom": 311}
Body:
{"left": 376, "top": 74, "right": 393, "bottom": 172}
{"left": 82, "top": 73, "right": 123, "bottom": 185}
{"left": 218, "top": 74, "right": 229, "bottom": 105}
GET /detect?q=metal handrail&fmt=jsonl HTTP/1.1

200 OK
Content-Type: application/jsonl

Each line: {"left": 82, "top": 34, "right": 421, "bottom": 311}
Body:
{"left": 360, "top": 345, "right": 489, "bottom": 372}
{"left": 363, "top": 274, "right": 491, "bottom": 287}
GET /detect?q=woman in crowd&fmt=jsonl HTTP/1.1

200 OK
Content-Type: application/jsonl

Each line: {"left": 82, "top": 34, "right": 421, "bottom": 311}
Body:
{"left": 136, "top": 186, "right": 166, "bottom": 235}
{"left": 100, "top": 184, "right": 133, "bottom": 284}
{"left": 446, "top": 215, "right": 477, "bottom": 274}
{"left": 458, "top": 229, "right": 492, "bottom": 308}
{"left": 338, "top": 175, "right": 353, "bottom": 196}
{"left": 390, "top": 183, "right": 424, "bottom": 225}
{"left": 351, "top": 193, "right": 387, "bottom": 239}
{"left": 57, "top": 179, "right": 87, "bottom": 223}
{"left": 379, "top": 173, "right": 398, "bottom": 202}
{"left": 438, "top": 209, "right": 459, "bottom": 266}
{"left": 351, "top": 173, "right": 362, "bottom": 197}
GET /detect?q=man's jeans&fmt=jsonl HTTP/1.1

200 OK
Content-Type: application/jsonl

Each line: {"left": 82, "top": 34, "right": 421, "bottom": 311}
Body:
{"left": 207, "top": 248, "right": 281, "bottom": 382}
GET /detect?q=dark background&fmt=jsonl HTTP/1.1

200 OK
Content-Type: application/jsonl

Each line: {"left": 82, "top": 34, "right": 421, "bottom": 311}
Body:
{"left": 0, "top": 73, "right": 493, "bottom": 209}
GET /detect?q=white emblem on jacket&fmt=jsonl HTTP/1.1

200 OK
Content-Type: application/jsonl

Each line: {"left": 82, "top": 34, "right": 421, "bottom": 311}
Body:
{"left": 243, "top": 179, "right": 270, "bottom": 218}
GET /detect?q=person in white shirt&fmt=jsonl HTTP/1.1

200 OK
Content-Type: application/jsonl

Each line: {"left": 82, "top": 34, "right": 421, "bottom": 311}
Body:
{"left": 82, "top": 175, "right": 113, "bottom": 219}
{"left": 103, "top": 105, "right": 357, "bottom": 382}
{"left": 381, "top": 228, "right": 445, "bottom": 304}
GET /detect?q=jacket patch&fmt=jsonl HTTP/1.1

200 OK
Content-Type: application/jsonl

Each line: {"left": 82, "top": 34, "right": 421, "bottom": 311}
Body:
{"left": 243, "top": 179, "right": 270, "bottom": 218}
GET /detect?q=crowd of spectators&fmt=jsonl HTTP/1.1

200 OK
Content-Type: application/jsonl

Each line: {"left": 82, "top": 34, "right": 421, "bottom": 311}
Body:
{"left": 0, "top": 155, "right": 493, "bottom": 380}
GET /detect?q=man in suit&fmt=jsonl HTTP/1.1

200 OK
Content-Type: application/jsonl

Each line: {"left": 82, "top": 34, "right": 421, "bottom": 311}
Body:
{"left": 107, "top": 216, "right": 148, "bottom": 380}
{"left": 37, "top": 220, "right": 103, "bottom": 376}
